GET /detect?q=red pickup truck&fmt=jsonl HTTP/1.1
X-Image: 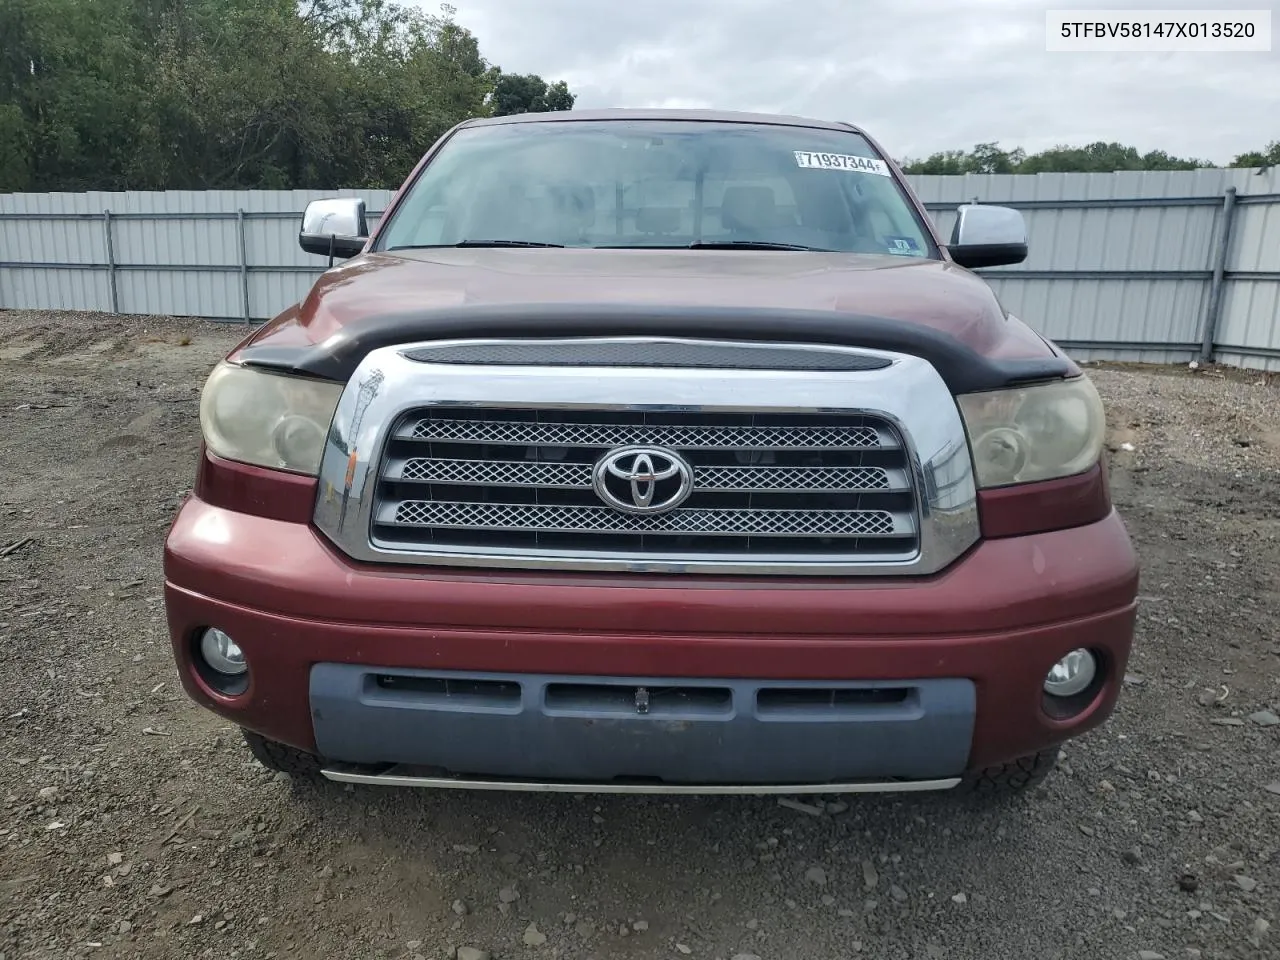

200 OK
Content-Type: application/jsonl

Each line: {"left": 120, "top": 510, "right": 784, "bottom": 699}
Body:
{"left": 164, "top": 109, "right": 1139, "bottom": 800}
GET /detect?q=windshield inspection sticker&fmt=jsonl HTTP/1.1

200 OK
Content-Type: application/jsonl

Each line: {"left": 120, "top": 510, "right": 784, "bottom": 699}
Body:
{"left": 794, "top": 151, "right": 891, "bottom": 176}
{"left": 884, "top": 235, "right": 921, "bottom": 255}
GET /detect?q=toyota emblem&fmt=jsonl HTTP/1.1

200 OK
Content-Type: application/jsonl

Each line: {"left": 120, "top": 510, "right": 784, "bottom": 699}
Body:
{"left": 592, "top": 446, "right": 694, "bottom": 515}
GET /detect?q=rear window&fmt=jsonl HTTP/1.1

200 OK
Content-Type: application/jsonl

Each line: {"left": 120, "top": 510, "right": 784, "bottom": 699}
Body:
{"left": 374, "top": 119, "right": 937, "bottom": 257}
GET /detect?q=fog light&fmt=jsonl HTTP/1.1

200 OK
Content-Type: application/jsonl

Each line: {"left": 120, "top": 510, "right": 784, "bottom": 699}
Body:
{"left": 199, "top": 627, "right": 247, "bottom": 676}
{"left": 1043, "top": 648, "right": 1097, "bottom": 697}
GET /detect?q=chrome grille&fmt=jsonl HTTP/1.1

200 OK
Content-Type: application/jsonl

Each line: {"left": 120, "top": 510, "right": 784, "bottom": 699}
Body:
{"left": 373, "top": 408, "right": 921, "bottom": 562}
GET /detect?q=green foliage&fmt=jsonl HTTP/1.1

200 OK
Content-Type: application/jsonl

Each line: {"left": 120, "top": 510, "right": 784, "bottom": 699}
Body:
{"left": 895, "top": 139, "right": 1277, "bottom": 175}
{"left": 1231, "top": 141, "right": 1280, "bottom": 169}
{"left": 490, "top": 72, "right": 576, "bottom": 116}
{"left": 0, "top": 0, "right": 577, "bottom": 191}
{"left": 0, "top": 104, "right": 31, "bottom": 190}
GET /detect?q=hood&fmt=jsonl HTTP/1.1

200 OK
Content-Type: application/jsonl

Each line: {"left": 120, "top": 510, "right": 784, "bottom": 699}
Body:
{"left": 235, "top": 248, "right": 1059, "bottom": 363}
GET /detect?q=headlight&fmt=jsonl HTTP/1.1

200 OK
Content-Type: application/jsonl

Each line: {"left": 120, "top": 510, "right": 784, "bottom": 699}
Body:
{"left": 199, "top": 362, "right": 343, "bottom": 475}
{"left": 956, "top": 375, "right": 1106, "bottom": 488}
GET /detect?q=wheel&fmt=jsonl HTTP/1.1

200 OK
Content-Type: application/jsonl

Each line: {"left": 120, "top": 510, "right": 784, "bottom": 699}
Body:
{"left": 956, "top": 748, "right": 1059, "bottom": 797}
{"left": 242, "top": 729, "right": 325, "bottom": 782}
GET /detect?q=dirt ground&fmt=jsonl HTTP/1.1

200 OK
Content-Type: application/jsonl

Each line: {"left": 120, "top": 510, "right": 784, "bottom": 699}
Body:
{"left": 1, "top": 309, "right": 1278, "bottom": 960}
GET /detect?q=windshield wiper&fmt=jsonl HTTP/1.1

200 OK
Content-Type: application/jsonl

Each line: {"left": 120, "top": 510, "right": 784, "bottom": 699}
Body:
{"left": 685, "top": 240, "right": 830, "bottom": 251}
{"left": 389, "top": 240, "right": 565, "bottom": 249}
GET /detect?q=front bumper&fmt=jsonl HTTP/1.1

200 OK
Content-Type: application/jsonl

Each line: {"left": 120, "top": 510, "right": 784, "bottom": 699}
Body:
{"left": 310, "top": 666, "right": 975, "bottom": 784}
{"left": 164, "top": 497, "right": 1139, "bottom": 783}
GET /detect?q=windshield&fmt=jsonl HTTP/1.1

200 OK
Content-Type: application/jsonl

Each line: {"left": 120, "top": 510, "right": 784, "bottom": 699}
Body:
{"left": 374, "top": 119, "right": 937, "bottom": 257}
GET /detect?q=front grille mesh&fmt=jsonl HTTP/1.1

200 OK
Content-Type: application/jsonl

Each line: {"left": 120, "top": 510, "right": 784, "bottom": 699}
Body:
{"left": 408, "top": 417, "right": 886, "bottom": 451}
{"left": 373, "top": 408, "right": 920, "bottom": 562}
{"left": 388, "top": 501, "right": 902, "bottom": 537}
{"left": 400, "top": 458, "right": 588, "bottom": 488}
{"left": 396, "top": 458, "right": 899, "bottom": 493}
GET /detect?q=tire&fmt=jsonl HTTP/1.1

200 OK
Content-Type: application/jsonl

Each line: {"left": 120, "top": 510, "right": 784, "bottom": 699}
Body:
{"left": 956, "top": 748, "right": 1059, "bottom": 797}
{"left": 242, "top": 729, "right": 325, "bottom": 782}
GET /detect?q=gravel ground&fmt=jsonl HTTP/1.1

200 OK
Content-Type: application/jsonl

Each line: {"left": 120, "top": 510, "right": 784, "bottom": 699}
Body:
{"left": 1, "top": 309, "right": 1278, "bottom": 960}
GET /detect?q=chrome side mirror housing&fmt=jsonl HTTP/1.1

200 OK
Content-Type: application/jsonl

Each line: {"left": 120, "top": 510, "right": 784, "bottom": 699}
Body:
{"left": 299, "top": 198, "right": 369, "bottom": 260}
{"left": 947, "top": 204, "right": 1028, "bottom": 269}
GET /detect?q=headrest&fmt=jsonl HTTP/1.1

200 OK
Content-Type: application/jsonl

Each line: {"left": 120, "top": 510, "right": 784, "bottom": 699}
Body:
{"left": 636, "top": 206, "right": 683, "bottom": 234}
{"left": 720, "top": 186, "right": 777, "bottom": 232}
{"left": 548, "top": 183, "right": 595, "bottom": 224}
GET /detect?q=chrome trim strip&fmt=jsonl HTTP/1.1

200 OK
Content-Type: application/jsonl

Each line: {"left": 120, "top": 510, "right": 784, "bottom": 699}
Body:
{"left": 319, "top": 768, "right": 962, "bottom": 794}
{"left": 399, "top": 335, "right": 897, "bottom": 371}
{"left": 398, "top": 334, "right": 910, "bottom": 364}
{"left": 311, "top": 337, "right": 981, "bottom": 576}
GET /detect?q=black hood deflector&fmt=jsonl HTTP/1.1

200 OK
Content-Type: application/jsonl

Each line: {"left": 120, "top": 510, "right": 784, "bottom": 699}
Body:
{"left": 236, "top": 303, "right": 1073, "bottom": 394}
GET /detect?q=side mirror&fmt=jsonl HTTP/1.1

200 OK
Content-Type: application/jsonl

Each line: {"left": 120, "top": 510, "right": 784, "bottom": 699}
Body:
{"left": 946, "top": 204, "right": 1028, "bottom": 269}
{"left": 299, "top": 198, "right": 369, "bottom": 262}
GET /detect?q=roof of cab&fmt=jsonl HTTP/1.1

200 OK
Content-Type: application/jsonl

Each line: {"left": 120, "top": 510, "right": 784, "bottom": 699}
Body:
{"left": 459, "top": 107, "right": 866, "bottom": 136}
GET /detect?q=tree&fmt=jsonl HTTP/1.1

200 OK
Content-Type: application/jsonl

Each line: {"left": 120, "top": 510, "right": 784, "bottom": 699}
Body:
{"left": 542, "top": 80, "right": 575, "bottom": 113}
{"left": 0, "top": 104, "right": 31, "bottom": 191}
{"left": 1232, "top": 141, "right": 1280, "bottom": 169}
{"left": 968, "top": 142, "right": 1025, "bottom": 174}
{"left": 1016, "top": 142, "right": 1210, "bottom": 173}
{"left": 898, "top": 149, "right": 971, "bottom": 176}
{"left": 897, "top": 140, "right": 1222, "bottom": 175}
{"left": 489, "top": 71, "right": 576, "bottom": 116}
{"left": 0, "top": 0, "right": 577, "bottom": 191}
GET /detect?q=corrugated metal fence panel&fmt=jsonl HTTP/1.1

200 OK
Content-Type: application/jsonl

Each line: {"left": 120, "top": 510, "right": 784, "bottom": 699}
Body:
{"left": 0, "top": 266, "right": 110, "bottom": 312}
{"left": 243, "top": 191, "right": 322, "bottom": 320}
{"left": 907, "top": 171, "right": 1227, "bottom": 358}
{"left": 1214, "top": 169, "right": 1280, "bottom": 370}
{"left": 0, "top": 192, "right": 104, "bottom": 264}
{"left": 0, "top": 192, "right": 112, "bottom": 310}
{"left": 0, "top": 189, "right": 401, "bottom": 320}
{"left": 111, "top": 191, "right": 240, "bottom": 317}
{"left": 985, "top": 276, "right": 1209, "bottom": 360}
{"left": 910, "top": 169, "right": 1226, "bottom": 269}
{"left": 1, "top": 175, "right": 1278, "bottom": 366}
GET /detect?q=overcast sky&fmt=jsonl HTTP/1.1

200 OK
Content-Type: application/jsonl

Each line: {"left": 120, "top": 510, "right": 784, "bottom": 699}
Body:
{"left": 416, "top": 0, "right": 1280, "bottom": 165}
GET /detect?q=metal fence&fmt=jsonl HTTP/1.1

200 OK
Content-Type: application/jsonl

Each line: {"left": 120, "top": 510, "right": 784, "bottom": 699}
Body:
{"left": 2, "top": 168, "right": 1278, "bottom": 370}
